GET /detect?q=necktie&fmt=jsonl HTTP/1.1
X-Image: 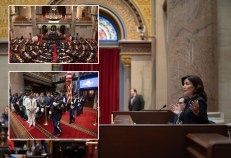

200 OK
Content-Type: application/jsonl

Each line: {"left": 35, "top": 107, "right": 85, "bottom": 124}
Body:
{"left": 131, "top": 96, "right": 135, "bottom": 105}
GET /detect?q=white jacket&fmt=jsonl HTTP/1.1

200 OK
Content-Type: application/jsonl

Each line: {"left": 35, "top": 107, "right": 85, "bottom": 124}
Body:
{"left": 25, "top": 98, "right": 37, "bottom": 112}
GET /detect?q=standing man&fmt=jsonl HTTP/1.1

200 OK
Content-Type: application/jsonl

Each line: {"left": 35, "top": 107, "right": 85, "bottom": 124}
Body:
{"left": 45, "top": 92, "right": 53, "bottom": 117}
{"left": 76, "top": 95, "right": 85, "bottom": 116}
{"left": 25, "top": 93, "right": 37, "bottom": 127}
{"left": 128, "top": 88, "right": 145, "bottom": 111}
{"left": 76, "top": 33, "right": 79, "bottom": 41}
{"left": 70, "top": 93, "right": 77, "bottom": 124}
{"left": 39, "top": 92, "right": 46, "bottom": 113}
{"left": 50, "top": 93, "right": 64, "bottom": 137}
{"left": 59, "top": 93, "right": 67, "bottom": 112}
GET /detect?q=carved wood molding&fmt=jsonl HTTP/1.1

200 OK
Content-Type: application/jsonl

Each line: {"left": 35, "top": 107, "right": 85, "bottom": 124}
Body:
{"left": 119, "top": 40, "right": 152, "bottom": 67}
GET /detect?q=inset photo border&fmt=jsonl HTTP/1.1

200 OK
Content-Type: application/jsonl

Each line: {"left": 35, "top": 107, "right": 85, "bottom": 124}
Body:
{"left": 9, "top": 71, "right": 99, "bottom": 140}
{"left": 9, "top": 5, "right": 99, "bottom": 64}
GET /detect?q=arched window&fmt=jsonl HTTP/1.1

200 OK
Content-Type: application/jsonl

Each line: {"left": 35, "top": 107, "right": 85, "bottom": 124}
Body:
{"left": 99, "top": 16, "right": 118, "bottom": 42}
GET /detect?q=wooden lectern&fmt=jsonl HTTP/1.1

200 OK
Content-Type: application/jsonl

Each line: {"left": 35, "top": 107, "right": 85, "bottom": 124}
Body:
{"left": 112, "top": 110, "right": 175, "bottom": 124}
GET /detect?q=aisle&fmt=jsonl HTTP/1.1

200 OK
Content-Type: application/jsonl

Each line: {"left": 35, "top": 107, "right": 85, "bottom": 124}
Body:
{"left": 10, "top": 107, "right": 98, "bottom": 139}
{"left": 52, "top": 43, "right": 58, "bottom": 62}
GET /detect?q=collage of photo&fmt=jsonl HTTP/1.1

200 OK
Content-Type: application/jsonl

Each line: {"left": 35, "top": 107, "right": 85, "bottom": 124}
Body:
{"left": 1, "top": 1, "right": 231, "bottom": 158}
{"left": 2, "top": 4, "right": 99, "bottom": 158}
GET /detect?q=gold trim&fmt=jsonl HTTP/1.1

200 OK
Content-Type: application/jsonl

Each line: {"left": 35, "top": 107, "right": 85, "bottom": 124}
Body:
{"left": 100, "top": 7, "right": 125, "bottom": 40}
{"left": 121, "top": 55, "right": 131, "bottom": 67}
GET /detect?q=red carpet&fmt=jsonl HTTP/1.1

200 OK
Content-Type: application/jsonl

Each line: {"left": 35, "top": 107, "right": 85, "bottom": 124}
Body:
{"left": 10, "top": 107, "right": 98, "bottom": 139}
{"left": 62, "top": 107, "right": 98, "bottom": 131}
{"left": 9, "top": 127, "right": 16, "bottom": 138}
{"left": 52, "top": 43, "right": 58, "bottom": 62}
{"left": 37, "top": 35, "right": 42, "bottom": 42}
{"left": 66, "top": 36, "right": 71, "bottom": 42}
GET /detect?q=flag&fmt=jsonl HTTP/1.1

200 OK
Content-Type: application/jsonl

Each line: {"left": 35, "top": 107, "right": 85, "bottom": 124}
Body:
{"left": 66, "top": 72, "right": 72, "bottom": 104}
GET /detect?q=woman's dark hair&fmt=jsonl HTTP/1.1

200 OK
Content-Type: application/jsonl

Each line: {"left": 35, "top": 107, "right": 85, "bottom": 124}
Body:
{"left": 181, "top": 75, "right": 207, "bottom": 101}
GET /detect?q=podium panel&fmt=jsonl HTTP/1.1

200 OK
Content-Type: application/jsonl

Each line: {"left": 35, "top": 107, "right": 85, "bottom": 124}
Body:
{"left": 113, "top": 115, "right": 134, "bottom": 124}
{"left": 112, "top": 110, "right": 175, "bottom": 124}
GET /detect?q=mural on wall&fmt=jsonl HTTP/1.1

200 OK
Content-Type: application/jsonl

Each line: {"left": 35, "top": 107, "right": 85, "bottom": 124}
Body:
{"left": 99, "top": 16, "right": 117, "bottom": 41}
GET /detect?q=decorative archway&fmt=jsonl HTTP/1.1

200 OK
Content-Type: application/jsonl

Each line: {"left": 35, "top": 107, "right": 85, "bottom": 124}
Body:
{"left": 55, "top": 0, "right": 147, "bottom": 40}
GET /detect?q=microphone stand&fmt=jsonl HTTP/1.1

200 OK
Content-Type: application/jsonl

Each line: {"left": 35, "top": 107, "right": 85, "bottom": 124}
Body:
{"left": 158, "top": 105, "right": 167, "bottom": 111}
{"left": 43, "top": 106, "right": 48, "bottom": 125}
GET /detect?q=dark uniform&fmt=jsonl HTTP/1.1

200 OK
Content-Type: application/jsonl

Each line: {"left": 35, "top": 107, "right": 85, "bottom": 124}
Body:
{"left": 51, "top": 96, "right": 64, "bottom": 137}
{"left": 69, "top": 95, "right": 77, "bottom": 124}
{"left": 76, "top": 96, "right": 85, "bottom": 116}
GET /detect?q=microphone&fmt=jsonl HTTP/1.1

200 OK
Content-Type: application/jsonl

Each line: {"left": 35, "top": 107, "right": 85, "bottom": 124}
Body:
{"left": 159, "top": 105, "right": 167, "bottom": 111}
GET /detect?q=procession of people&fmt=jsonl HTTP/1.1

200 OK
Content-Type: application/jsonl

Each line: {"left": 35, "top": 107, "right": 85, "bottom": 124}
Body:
{"left": 10, "top": 91, "right": 86, "bottom": 137}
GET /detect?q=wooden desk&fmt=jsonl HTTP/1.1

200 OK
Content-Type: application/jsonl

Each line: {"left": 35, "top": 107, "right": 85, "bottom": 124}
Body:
{"left": 99, "top": 125, "right": 229, "bottom": 158}
{"left": 186, "top": 133, "right": 231, "bottom": 158}
{"left": 113, "top": 115, "right": 134, "bottom": 124}
{"left": 42, "top": 37, "right": 65, "bottom": 41}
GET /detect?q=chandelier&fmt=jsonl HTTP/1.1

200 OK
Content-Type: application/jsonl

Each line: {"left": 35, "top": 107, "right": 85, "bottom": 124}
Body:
{"left": 46, "top": 6, "right": 62, "bottom": 23}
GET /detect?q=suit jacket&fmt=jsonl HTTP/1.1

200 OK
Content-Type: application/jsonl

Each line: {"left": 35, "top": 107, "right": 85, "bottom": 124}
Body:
{"left": 179, "top": 96, "right": 209, "bottom": 124}
{"left": 128, "top": 94, "right": 145, "bottom": 111}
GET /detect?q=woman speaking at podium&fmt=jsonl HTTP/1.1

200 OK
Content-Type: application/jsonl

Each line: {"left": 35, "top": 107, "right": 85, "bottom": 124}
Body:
{"left": 169, "top": 75, "right": 209, "bottom": 124}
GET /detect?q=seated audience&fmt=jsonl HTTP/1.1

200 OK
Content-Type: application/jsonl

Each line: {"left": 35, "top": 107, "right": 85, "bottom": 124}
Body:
{"left": 31, "top": 140, "right": 49, "bottom": 156}
{"left": 10, "top": 36, "right": 98, "bottom": 63}
{"left": 0, "top": 128, "right": 7, "bottom": 147}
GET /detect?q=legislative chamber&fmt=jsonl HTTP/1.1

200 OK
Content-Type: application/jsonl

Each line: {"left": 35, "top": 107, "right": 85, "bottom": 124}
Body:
{"left": 0, "top": 0, "right": 231, "bottom": 158}
{"left": 9, "top": 5, "right": 98, "bottom": 63}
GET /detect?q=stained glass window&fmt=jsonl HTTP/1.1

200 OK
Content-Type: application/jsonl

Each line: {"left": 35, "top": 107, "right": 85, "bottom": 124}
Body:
{"left": 99, "top": 16, "right": 118, "bottom": 41}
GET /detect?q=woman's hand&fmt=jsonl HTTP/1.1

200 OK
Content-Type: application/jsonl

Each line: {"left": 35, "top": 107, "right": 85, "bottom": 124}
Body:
{"left": 189, "top": 100, "right": 200, "bottom": 116}
{"left": 169, "top": 104, "right": 181, "bottom": 115}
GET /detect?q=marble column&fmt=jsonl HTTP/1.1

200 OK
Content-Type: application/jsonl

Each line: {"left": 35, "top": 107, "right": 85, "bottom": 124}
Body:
{"left": 37, "top": 5, "right": 42, "bottom": 14}
{"left": 31, "top": 6, "right": 37, "bottom": 36}
{"left": 10, "top": 72, "right": 25, "bottom": 95}
{"left": 9, "top": 7, "right": 14, "bottom": 39}
{"left": 154, "top": 0, "right": 168, "bottom": 110}
{"left": 71, "top": 6, "right": 77, "bottom": 37}
{"left": 92, "top": 6, "right": 98, "bottom": 39}
{"left": 167, "top": 0, "right": 218, "bottom": 111}
{"left": 121, "top": 56, "right": 131, "bottom": 111}
{"left": 120, "top": 41, "right": 152, "bottom": 110}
